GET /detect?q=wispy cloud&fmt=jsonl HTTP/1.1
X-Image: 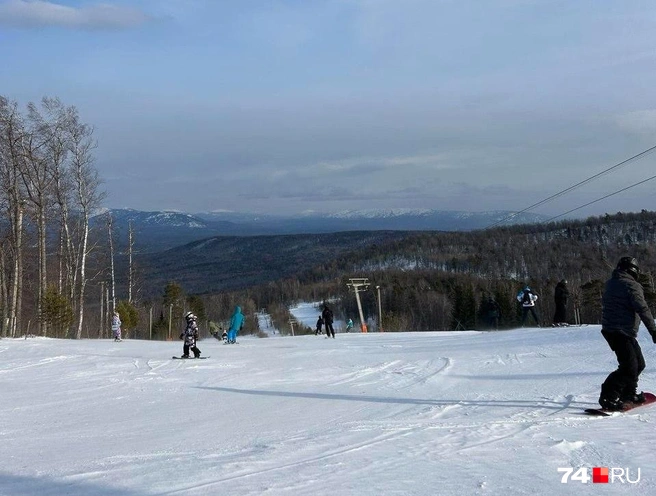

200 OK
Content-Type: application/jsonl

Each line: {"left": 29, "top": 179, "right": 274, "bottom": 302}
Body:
{"left": 0, "top": 0, "right": 154, "bottom": 29}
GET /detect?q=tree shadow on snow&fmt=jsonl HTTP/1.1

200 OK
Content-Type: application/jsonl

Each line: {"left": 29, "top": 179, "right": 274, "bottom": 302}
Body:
{"left": 447, "top": 370, "right": 606, "bottom": 380}
{"left": 196, "top": 386, "right": 591, "bottom": 411}
{"left": 0, "top": 472, "right": 146, "bottom": 496}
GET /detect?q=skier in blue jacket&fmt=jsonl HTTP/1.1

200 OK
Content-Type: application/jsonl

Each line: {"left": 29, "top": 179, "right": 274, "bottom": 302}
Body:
{"left": 227, "top": 306, "right": 244, "bottom": 344}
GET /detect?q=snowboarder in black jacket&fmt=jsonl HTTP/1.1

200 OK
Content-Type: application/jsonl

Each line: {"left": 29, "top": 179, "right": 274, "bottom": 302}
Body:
{"left": 315, "top": 315, "right": 324, "bottom": 335}
{"left": 553, "top": 279, "right": 569, "bottom": 326}
{"left": 598, "top": 257, "right": 656, "bottom": 411}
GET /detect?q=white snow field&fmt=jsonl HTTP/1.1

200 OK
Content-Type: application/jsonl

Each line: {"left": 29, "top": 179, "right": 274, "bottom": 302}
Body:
{"left": 1, "top": 324, "right": 655, "bottom": 496}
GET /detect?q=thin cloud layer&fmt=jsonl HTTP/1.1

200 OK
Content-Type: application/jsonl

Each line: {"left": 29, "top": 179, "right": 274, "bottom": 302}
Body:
{"left": 3, "top": 1, "right": 656, "bottom": 216}
{"left": 0, "top": 0, "right": 153, "bottom": 29}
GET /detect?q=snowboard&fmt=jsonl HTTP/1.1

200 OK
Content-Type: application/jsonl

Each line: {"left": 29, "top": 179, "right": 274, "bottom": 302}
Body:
{"left": 172, "top": 356, "right": 210, "bottom": 360}
{"left": 584, "top": 392, "right": 656, "bottom": 416}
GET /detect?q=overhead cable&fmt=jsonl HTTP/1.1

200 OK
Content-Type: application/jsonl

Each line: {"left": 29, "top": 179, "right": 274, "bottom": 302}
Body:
{"left": 485, "top": 144, "right": 656, "bottom": 229}
{"left": 542, "top": 173, "right": 656, "bottom": 223}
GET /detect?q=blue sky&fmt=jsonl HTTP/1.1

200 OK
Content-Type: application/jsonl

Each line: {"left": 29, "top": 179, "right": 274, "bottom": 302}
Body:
{"left": 2, "top": 0, "right": 656, "bottom": 217}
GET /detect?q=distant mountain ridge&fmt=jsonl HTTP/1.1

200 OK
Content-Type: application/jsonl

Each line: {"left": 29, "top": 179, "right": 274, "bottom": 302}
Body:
{"left": 93, "top": 207, "right": 547, "bottom": 252}
{"left": 91, "top": 207, "right": 549, "bottom": 254}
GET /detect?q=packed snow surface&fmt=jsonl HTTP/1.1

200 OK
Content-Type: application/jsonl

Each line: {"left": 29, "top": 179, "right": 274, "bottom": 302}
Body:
{"left": 1, "top": 322, "right": 655, "bottom": 495}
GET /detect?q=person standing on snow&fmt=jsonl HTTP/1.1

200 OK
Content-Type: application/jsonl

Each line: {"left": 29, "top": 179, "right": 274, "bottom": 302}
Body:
{"left": 322, "top": 303, "right": 335, "bottom": 338}
{"left": 227, "top": 306, "right": 244, "bottom": 344}
{"left": 484, "top": 296, "right": 501, "bottom": 330}
{"left": 517, "top": 286, "right": 540, "bottom": 327}
{"left": 598, "top": 257, "right": 656, "bottom": 411}
{"left": 179, "top": 312, "right": 201, "bottom": 358}
{"left": 553, "top": 279, "right": 569, "bottom": 326}
{"left": 346, "top": 318, "right": 354, "bottom": 332}
{"left": 111, "top": 311, "right": 122, "bottom": 341}
{"left": 315, "top": 315, "right": 324, "bottom": 335}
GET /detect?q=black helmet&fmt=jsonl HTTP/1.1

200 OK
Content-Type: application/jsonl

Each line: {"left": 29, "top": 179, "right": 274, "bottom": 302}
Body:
{"left": 617, "top": 256, "right": 640, "bottom": 280}
{"left": 184, "top": 311, "right": 196, "bottom": 321}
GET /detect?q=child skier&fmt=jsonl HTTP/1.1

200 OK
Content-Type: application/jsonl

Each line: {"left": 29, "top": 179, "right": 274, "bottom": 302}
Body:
{"left": 315, "top": 315, "right": 324, "bottom": 335}
{"left": 179, "top": 312, "right": 201, "bottom": 358}
{"left": 111, "top": 311, "right": 122, "bottom": 342}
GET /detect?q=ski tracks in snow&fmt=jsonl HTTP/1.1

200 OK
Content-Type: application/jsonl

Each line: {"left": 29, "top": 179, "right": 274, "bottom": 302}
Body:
{"left": 329, "top": 356, "right": 453, "bottom": 390}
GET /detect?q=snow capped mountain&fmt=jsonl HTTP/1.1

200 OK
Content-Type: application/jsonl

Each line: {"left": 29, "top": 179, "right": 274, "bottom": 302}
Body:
{"left": 324, "top": 208, "right": 434, "bottom": 219}
{"left": 98, "top": 208, "right": 210, "bottom": 229}
{"left": 322, "top": 208, "right": 544, "bottom": 222}
{"left": 197, "top": 208, "right": 547, "bottom": 227}
{"left": 94, "top": 207, "right": 550, "bottom": 252}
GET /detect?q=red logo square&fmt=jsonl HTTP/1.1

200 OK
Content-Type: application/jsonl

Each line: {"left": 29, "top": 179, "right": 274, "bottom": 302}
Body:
{"left": 593, "top": 467, "right": 609, "bottom": 484}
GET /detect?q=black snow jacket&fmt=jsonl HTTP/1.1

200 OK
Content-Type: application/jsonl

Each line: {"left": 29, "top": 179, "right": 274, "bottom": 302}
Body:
{"left": 554, "top": 281, "right": 569, "bottom": 305}
{"left": 601, "top": 269, "right": 656, "bottom": 340}
{"left": 322, "top": 306, "right": 334, "bottom": 324}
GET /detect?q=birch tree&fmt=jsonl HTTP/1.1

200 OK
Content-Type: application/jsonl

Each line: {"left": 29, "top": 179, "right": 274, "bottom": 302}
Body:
{"left": 68, "top": 115, "right": 103, "bottom": 339}
{"left": 107, "top": 213, "right": 117, "bottom": 315}
{"left": 20, "top": 101, "right": 57, "bottom": 336}
{"left": 0, "top": 97, "right": 27, "bottom": 337}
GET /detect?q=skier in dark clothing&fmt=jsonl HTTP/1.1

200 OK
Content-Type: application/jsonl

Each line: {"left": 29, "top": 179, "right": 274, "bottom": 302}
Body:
{"left": 598, "top": 257, "right": 656, "bottom": 411}
{"left": 322, "top": 304, "right": 335, "bottom": 338}
{"left": 485, "top": 296, "right": 500, "bottom": 330}
{"left": 179, "top": 312, "right": 201, "bottom": 358}
{"left": 553, "top": 279, "right": 569, "bottom": 326}
{"left": 315, "top": 315, "right": 324, "bottom": 335}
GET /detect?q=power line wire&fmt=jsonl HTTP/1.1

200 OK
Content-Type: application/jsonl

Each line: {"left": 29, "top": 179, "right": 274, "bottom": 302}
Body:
{"left": 485, "top": 144, "right": 656, "bottom": 228}
{"left": 541, "top": 173, "right": 656, "bottom": 223}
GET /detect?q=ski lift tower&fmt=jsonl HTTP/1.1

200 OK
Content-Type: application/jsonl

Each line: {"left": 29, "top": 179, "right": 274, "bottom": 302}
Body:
{"left": 347, "top": 278, "right": 370, "bottom": 332}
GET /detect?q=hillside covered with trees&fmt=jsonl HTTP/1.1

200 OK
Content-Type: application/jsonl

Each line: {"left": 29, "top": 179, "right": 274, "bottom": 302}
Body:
{"left": 225, "top": 210, "right": 656, "bottom": 335}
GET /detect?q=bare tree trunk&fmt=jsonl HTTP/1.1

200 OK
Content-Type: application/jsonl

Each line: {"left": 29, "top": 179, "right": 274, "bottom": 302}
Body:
{"left": 75, "top": 215, "right": 89, "bottom": 340}
{"left": 105, "top": 286, "right": 110, "bottom": 336}
{"left": 0, "top": 243, "right": 7, "bottom": 337}
{"left": 0, "top": 98, "right": 26, "bottom": 338}
{"left": 38, "top": 208, "right": 47, "bottom": 336}
{"left": 69, "top": 117, "right": 101, "bottom": 340}
{"left": 128, "top": 221, "right": 133, "bottom": 303}
{"left": 99, "top": 282, "right": 104, "bottom": 339}
{"left": 108, "top": 213, "right": 116, "bottom": 314}
{"left": 11, "top": 202, "right": 24, "bottom": 337}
